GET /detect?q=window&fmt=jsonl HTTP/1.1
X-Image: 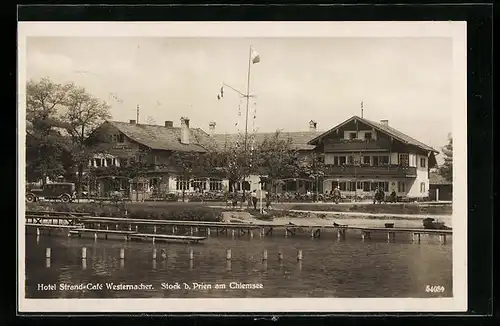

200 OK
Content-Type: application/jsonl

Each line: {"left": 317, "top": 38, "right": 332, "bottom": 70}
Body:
{"left": 364, "top": 132, "right": 372, "bottom": 140}
{"left": 349, "top": 132, "right": 357, "bottom": 139}
{"left": 399, "top": 153, "right": 409, "bottom": 167}
{"left": 363, "top": 156, "right": 371, "bottom": 165}
{"left": 95, "top": 159, "right": 102, "bottom": 167}
{"left": 333, "top": 156, "right": 339, "bottom": 166}
{"left": 209, "top": 179, "right": 223, "bottom": 191}
{"left": 398, "top": 181, "right": 406, "bottom": 193}
{"left": 357, "top": 181, "right": 363, "bottom": 190}
{"left": 349, "top": 182, "right": 356, "bottom": 191}
{"left": 420, "top": 182, "right": 426, "bottom": 193}
{"left": 380, "top": 156, "right": 390, "bottom": 165}
{"left": 347, "top": 156, "right": 354, "bottom": 165}
{"left": 378, "top": 181, "right": 389, "bottom": 192}
{"left": 339, "top": 156, "right": 346, "bottom": 165}
{"left": 339, "top": 182, "right": 347, "bottom": 191}
{"left": 371, "top": 182, "right": 378, "bottom": 191}
{"left": 191, "top": 178, "right": 207, "bottom": 191}
{"left": 372, "top": 156, "right": 379, "bottom": 166}
{"left": 331, "top": 181, "right": 339, "bottom": 189}
{"left": 105, "top": 158, "right": 113, "bottom": 167}
{"left": 363, "top": 181, "right": 371, "bottom": 191}
{"left": 176, "top": 178, "right": 189, "bottom": 191}
{"left": 420, "top": 157, "right": 426, "bottom": 168}
{"left": 118, "top": 134, "right": 125, "bottom": 143}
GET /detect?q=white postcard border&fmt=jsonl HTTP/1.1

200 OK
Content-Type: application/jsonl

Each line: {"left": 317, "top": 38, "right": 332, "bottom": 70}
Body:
{"left": 17, "top": 21, "right": 467, "bottom": 313}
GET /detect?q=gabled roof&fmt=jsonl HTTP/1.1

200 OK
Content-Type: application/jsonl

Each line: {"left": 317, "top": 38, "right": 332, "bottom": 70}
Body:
{"left": 106, "top": 120, "right": 211, "bottom": 152}
{"left": 308, "top": 115, "right": 439, "bottom": 153}
{"left": 212, "top": 131, "right": 322, "bottom": 151}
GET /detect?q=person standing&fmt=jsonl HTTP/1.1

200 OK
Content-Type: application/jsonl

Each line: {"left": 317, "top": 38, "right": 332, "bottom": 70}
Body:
{"left": 251, "top": 190, "right": 258, "bottom": 210}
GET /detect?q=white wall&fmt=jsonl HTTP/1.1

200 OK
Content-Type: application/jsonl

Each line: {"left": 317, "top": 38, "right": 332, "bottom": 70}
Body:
{"left": 406, "top": 154, "right": 429, "bottom": 198}
{"left": 390, "top": 152, "right": 399, "bottom": 165}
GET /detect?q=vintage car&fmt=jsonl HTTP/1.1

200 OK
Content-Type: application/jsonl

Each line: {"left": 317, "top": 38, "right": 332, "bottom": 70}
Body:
{"left": 26, "top": 182, "right": 76, "bottom": 203}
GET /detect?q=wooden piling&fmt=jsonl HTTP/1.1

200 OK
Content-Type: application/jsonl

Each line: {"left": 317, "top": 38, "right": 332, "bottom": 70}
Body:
{"left": 94, "top": 232, "right": 98, "bottom": 240}
{"left": 82, "top": 247, "right": 87, "bottom": 259}
{"left": 189, "top": 249, "right": 194, "bottom": 260}
{"left": 297, "top": 250, "right": 303, "bottom": 261}
{"left": 226, "top": 249, "right": 232, "bottom": 260}
{"left": 439, "top": 234, "right": 447, "bottom": 245}
{"left": 152, "top": 248, "right": 157, "bottom": 260}
{"left": 337, "top": 229, "right": 345, "bottom": 240}
{"left": 82, "top": 258, "right": 87, "bottom": 270}
{"left": 161, "top": 249, "right": 167, "bottom": 259}
{"left": 153, "top": 226, "right": 157, "bottom": 234}
{"left": 172, "top": 226, "right": 176, "bottom": 234}
{"left": 36, "top": 228, "right": 40, "bottom": 236}
{"left": 120, "top": 248, "right": 125, "bottom": 260}
{"left": 45, "top": 248, "right": 51, "bottom": 259}
{"left": 207, "top": 228, "right": 211, "bottom": 236}
{"left": 262, "top": 249, "right": 268, "bottom": 261}
{"left": 231, "top": 229, "right": 235, "bottom": 237}
{"left": 135, "top": 225, "right": 138, "bottom": 232}
{"left": 190, "top": 227, "right": 193, "bottom": 236}
{"left": 413, "top": 233, "right": 421, "bottom": 243}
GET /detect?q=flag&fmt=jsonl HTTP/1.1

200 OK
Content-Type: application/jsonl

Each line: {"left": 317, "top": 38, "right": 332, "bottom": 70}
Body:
{"left": 251, "top": 48, "right": 260, "bottom": 64}
{"left": 217, "top": 86, "right": 224, "bottom": 100}
{"left": 361, "top": 101, "right": 364, "bottom": 108}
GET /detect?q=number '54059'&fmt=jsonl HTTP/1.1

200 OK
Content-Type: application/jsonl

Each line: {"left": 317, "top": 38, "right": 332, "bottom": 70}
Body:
{"left": 425, "top": 285, "right": 445, "bottom": 293}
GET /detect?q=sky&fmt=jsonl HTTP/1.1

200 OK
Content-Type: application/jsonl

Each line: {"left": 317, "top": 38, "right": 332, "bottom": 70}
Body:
{"left": 26, "top": 36, "right": 453, "bottom": 158}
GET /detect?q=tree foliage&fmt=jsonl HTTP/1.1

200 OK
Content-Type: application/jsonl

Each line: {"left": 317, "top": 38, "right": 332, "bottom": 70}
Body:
{"left": 25, "top": 78, "right": 75, "bottom": 183}
{"left": 25, "top": 77, "right": 112, "bottom": 189}
{"left": 204, "top": 133, "right": 255, "bottom": 193}
{"left": 439, "top": 133, "right": 453, "bottom": 182}
{"left": 255, "top": 131, "right": 299, "bottom": 194}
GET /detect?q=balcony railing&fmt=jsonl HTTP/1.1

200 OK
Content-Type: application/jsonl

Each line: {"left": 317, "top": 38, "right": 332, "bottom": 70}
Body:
{"left": 324, "top": 164, "right": 417, "bottom": 178}
{"left": 323, "top": 138, "right": 391, "bottom": 152}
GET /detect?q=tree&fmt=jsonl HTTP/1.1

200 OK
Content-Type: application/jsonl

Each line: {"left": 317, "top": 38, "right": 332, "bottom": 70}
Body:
{"left": 255, "top": 131, "right": 299, "bottom": 196}
{"left": 167, "top": 151, "right": 209, "bottom": 201}
{"left": 25, "top": 78, "right": 74, "bottom": 183}
{"left": 302, "top": 151, "right": 326, "bottom": 199}
{"left": 61, "top": 86, "right": 111, "bottom": 195}
{"left": 439, "top": 133, "right": 453, "bottom": 182}
{"left": 204, "top": 132, "right": 254, "bottom": 195}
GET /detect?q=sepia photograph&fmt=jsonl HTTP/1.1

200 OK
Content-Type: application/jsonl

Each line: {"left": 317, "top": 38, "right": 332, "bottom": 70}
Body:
{"left": 17, "top": 21, "right": 467, "bottom": 313}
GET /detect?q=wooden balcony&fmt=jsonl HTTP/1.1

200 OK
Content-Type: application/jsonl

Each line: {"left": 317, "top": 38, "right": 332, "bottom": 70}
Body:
{"left": 323, "top": 138, "right": 391, "bottom": 152}
{"left": 324, "top": 164, "right": 417, "bottom": 178}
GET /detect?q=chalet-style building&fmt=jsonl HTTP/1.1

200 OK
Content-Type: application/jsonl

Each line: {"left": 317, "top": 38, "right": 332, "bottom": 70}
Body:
{"left": 307, "top": 116, "right": 439, "bottom": 199}
{"left": 87, "top": 117, "right": 216, "bottom": 200}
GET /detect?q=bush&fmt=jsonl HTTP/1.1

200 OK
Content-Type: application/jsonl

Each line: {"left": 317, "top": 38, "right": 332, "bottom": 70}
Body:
{"left": 25, "top": 202, "right": 223, "bottom": 222}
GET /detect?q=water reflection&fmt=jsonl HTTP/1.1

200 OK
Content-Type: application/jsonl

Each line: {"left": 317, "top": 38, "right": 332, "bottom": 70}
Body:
{"left": 25, "top": 231, "right": 452, "bottom": 298}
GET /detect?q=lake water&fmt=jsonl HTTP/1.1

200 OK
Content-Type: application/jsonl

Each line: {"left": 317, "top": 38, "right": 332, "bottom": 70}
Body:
{"left": 25, "top": 227, "right": 453, "bottom": 299}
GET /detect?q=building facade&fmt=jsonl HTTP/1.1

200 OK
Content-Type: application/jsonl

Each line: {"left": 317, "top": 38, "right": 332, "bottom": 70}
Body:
{"left": 307, "top": 116, "right": 439, "bottom": 200}
{"left": 87, "top": 115, "right": 438, "bottom": 201}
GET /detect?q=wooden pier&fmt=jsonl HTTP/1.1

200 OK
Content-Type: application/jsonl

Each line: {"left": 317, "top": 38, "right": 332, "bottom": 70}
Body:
{"left": 25, "top": 210, "right": 452, "bottom": 244}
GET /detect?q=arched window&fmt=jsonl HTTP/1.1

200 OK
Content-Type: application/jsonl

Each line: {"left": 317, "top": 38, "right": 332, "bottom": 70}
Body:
{"left": 420, "top": 182, "right": 426, "bottom": 193}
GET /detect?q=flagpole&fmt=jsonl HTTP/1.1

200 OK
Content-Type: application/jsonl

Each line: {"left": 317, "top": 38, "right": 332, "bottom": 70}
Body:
{"left": 242, "top": 45, "right": 253, "bottom": 202}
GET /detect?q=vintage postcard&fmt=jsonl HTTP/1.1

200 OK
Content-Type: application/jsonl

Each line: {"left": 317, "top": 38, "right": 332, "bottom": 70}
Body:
{"left": 17, "top": 21, "right": 467, "bottom": 313}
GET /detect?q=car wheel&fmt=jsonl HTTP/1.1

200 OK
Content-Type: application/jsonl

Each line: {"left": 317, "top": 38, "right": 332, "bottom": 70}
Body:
{"left": 61, "top": 194, "right": 70, "bottom": 202}
{"left": 26, "top": 193, "right": 36, "bottom": 202}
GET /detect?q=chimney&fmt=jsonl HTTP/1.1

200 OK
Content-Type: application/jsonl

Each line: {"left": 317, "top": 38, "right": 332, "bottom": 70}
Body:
{"left": 380, "top": 119, "right": 389, "bottom": 126}
{"left": 209, "top": 121, "right": 216, "bottom": 135}
{"left": 309, "top": 120, "right": 317, "bottom": 132}
{"left": 180, "top": 117, "right": 190, "bottom": 144}
{"left": 129, "top": 119, "right": 136, "bottom": 124}
{"left": 164, "top": 120, "right": 173, "bottom": 128}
